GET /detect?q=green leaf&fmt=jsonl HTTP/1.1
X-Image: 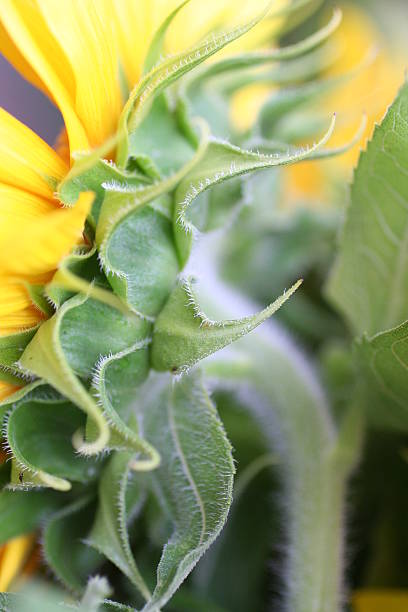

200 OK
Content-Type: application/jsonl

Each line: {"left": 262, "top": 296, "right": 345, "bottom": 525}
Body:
{"left": 5, "top": 391, "right": 99, "bottom": 491}
{"left": 355, "top": 323, "right": 408, "bottom": 431}
{"left": 116, "top": 1, "right": 273, "bottom": 165}
{"left": 194, "top": 390, "right": 276, "bottom": 612}
{"left": 0, "top": 488, "right": 62, "bottom": 544}
{"left": 327, "top": 81, "right": 408, "bottom": 336}
{"left": 43, "top": 495, "right": 102, "bottom": 594}
{"left": 151, "top": 277, "right": 302, "bottom": 373}
{"left": 87, "top": 451, "right": 151, "bottom": 602}
{"left": 173, "top": 116, "right": 335, "bottom": 266}
{"left": 137, "top": 370, "right": 234, "bottom": 611}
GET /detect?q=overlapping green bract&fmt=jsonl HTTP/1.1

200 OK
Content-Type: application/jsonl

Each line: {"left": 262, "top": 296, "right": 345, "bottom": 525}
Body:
{"left": 0, "top": 2, "right": 352, "bottom": 609}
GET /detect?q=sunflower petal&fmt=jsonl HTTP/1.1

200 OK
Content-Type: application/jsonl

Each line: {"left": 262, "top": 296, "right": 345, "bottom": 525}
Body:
{"left": 36, "top": 0, "right": 122, "bottom": 148}
{"left": 0, "top": 192, "right": 93, "bottom": 277}
{"left": 0, "top": 535, "right": 35, "bottom": 591}
{"left": 0, "top": 0, "right": 88, "bottom": 152}
{"left": 0, "top": 109, "right": 67, "bottom": 198}
{"left": 0, "top": 381, "right": 21, "bottom": 400}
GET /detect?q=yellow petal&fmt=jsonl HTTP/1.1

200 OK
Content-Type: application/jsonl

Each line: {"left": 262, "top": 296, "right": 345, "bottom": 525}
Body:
{"left": 0, "top": 306, "right": 44, "bottom": 336}
{"left": 0, "top": 192, "right": 93, "bottom": 277}
{"left": 0, "top": 381, "right": 21, "bottom": 400}
{"left": 0, "top": 0, "right": 88, "bottom": 152}
{"left": 0, "top": 109, "right": 67, "bottom": 199}
{"left": 0, "top": 183, "right": 56, "bottom": 233}
{"left": 0, "top": 282, "right": 32, "bottom": 317}
{"left": 0, "top": 535, "right": 35, "bottom": 592}
{"left": 36, "top": 0, "right": 122, "bottom": 148}
{"left": 353, "top": 590, "right": 408, "bottom": 612}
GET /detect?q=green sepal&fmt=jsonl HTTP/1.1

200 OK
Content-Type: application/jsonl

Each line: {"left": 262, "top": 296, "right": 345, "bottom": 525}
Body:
{"left": 0, "top": 326, "right": 38, "bottom": 380}
{"left": 186, "top": 9, "right": 341, "bottom": 87}
{"left": 142, "top": 0, "right": 191, "bottom": 75}
{"left": 58, "top": 156, "right": 149, "bottom": 226}
{"left": 127, "top": 94, "right": 196, "bottom": 177}
{"left": 43, "top": 494, "right": 102, "bottom": 595}
{"left": 98, "top": 202, "right": 180, "bottom": 318}
{"left": 5, "top": 389, "right": 100, "bottom": 491}
{"left": 19, "top": 295, "right": 121, "bottom": 456}
{"left": 20, "top": 292, "right": 157, "bottom": 462}
{"left": 173, "top": 116, "right": 335, "bottom": 266}
{"left": 24, "top": 283, "right": 54, "bottom": 316}
{"left": 0, "top": 380, "right": 44, "bottom": 427}
{"left": 87, "top": 451, "right": 151, "bottom": 602}
{"left": 136, "top": 370, "right": 234, "bottom": 612}
{"left": 0, "top": 487, "right": 62, "bottom": 544}
{"left": 91, "top": 343, "right": 160, "bottom": 468}
{"left": 151, "top": 277, "right": 302, "bottom": 373}
{"left": 46, "top": 246, "right": 101, "bottom": 308}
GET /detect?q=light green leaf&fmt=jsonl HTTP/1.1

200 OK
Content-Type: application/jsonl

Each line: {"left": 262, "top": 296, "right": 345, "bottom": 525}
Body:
{"left": 43, "top": 495, "right": 102, "bottom": 594}
{"left": 327, "top": 81, "right": 408, "bottom": 336}
{"left": 173, "top": 116, "right": 335, "bottom": 265}
{"left": 138, "top": 370, "right": 234, "bottom": 612}
{"left": 151, "top": 277, "right": 302, "bottom": 373}
{"left": 87, "top": 451, "right": 151, "bottom": 602}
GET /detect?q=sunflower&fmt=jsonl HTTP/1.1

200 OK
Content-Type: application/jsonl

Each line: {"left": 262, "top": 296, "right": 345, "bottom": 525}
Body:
{"left": 0, "top": 0, "right": 290, "bottom": 403}
{"left": 0, "top": 0, "right": 293, "bottom": 590}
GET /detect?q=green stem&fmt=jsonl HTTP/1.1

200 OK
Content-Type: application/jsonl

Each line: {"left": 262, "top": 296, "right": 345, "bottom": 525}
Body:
{"left": 202, "top": 281, "right": 362, "bottom": 611}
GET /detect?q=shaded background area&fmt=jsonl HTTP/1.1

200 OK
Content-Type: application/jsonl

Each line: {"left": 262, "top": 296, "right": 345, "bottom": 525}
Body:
{"left": 0, "top": 53, "right": 62, "bottom": 145}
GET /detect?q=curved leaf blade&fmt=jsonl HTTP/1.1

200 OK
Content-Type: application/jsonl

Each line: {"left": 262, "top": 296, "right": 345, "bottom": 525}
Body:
{"left": 138, "top": 370, "right": 234, "bottom": 612}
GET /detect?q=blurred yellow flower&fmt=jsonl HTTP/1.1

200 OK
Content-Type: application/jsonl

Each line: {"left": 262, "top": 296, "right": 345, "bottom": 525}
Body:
{"left": 231, "top": 4, "right": 404, "bottom": 209}
{"left": 283, "top": 3, "right": 405, "bottom": 208}
{"left": 353, "top": 590, "right": 408, "bottom": 612}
